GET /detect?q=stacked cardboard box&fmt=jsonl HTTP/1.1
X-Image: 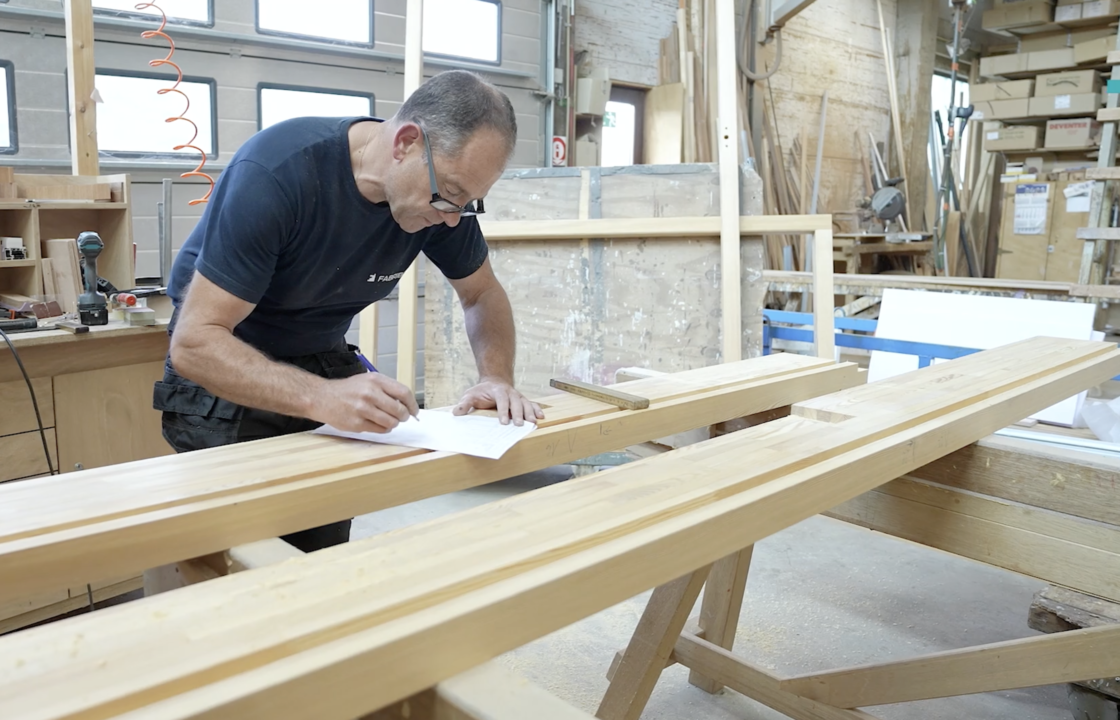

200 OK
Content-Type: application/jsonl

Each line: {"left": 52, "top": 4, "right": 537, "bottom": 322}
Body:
{"left": 1029, "top": 69, "right": 1102, "bottom": 116}
{"left": 1055, "top": 0, "right": 1120, "bottom": 22}
{"left": 983, "top": 0, "right": 1055, "bottom": 31}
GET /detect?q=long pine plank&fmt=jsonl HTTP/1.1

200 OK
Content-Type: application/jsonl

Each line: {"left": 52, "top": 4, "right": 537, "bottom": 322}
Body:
{"left": 0, "top": 356, "right": 857, "bottom": 602}
{"left": 0, "top": 338, "right": 1115, "bottom": 720}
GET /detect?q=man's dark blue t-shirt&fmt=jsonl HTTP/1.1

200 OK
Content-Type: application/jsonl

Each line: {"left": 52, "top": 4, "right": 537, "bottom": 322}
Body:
{"left": 168, "top": 116, "right": 489, "bottom": 358}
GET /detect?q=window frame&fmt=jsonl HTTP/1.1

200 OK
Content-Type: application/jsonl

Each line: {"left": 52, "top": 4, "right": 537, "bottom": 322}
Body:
{"left": 422, "top": 0, "right": 503, "bottom": 66}
{"left": 91, "top": 0, "right": 215, "bottom": 29}
{"left": 92, "top": 68, "right": 219, "bottom": 160}
{"left": 254, "top": 0, "right": 375, "bottom": 49}
{"left": 0, "top": 59, "right": 15, "bottom": 155}
{"left": 256, "top": 82, "right": 376, "bottom": 132}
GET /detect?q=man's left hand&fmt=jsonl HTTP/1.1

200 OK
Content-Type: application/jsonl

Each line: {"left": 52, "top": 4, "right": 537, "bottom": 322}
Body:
{"left": 453, "top": 377, "right": 545, "bottom": 426}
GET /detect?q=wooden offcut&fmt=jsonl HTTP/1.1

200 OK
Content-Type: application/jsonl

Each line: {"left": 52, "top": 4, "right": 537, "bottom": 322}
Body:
{"left": 549, "top": 378, "right": 650, "bottom": 410}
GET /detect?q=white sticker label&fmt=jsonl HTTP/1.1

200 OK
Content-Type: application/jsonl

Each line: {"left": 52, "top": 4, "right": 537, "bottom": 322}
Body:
{"left": 987, "top": 131, "right": 1000, "bottom": 140}
{"left": 1055, "top": 94, "right": 1072, "bottom": 110}
{"left": 973, "top": 111, "right": 985, "bottom": 120}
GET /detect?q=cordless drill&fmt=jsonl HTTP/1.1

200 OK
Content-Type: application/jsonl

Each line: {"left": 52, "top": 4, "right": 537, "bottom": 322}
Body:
{"left": 76, "top": 231, "right": 108, "bottom": 326}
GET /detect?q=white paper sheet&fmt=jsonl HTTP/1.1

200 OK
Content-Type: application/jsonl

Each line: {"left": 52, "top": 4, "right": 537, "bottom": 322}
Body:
{"left": 868, "top": 289, "right": 1098, "bottom": 426}
{"left": 313, "top": 409, "right": 537, "bottom": 460}
{"left": 1013, "top": 183, "right": 1050, "bottom": 235}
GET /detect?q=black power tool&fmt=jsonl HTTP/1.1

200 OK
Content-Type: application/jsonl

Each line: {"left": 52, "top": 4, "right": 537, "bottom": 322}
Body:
{"left": 76, "top": 231, "right": 109, "bottom": 326}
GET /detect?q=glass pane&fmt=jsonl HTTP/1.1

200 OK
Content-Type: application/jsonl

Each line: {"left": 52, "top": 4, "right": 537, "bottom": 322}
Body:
{"left": 0, "top": 66, "right": 10, "bottom": 150}
{"left": 601, "top": 101, "right": 635, "bottom": 167}
{"left": 94, "top": 0, "right": 210, "bottom": 23}
{"left": 423, "top": 0, "right": 499, "bottom": 63}
{"left": 260, "top": 88, "right": 372, "bottom": 129}
{"left": 930, "top": 74, "right": 970, "bottom": 172}
{"left": 96, "top": 74, "right": 214, "bottom": 155}
{"left": 258, "top": 0, "right": 372, "bottom": 44}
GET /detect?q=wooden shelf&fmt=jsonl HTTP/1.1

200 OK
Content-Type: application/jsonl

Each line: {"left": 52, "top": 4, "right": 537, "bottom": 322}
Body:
{"left": 29, "top": 202, "right": 129, "bottom": 211}
{"left": 999, "top": 15, "right": 1120, "bottom": 36}
{"left": 0, "top": 259, "right": 38, "bottom": 268}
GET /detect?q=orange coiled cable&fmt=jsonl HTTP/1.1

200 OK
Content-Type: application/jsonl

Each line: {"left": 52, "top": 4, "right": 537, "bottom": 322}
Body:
{"left": 136, "top": 2, "right": 214, "bottom": 205}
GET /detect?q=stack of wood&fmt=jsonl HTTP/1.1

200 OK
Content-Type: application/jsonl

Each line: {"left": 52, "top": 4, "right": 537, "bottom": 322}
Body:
{"left": 653, "top": 0, "right": 734, "bottom": 165}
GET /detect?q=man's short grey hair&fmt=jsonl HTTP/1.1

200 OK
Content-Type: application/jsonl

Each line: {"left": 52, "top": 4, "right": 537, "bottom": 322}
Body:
{"left": 393, "top": 69, "right": 518, "bottom": 162}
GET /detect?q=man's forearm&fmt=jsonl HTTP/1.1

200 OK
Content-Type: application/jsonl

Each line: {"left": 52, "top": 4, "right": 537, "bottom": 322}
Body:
{"left": 170, "top": 325, "right": 327, "bottom": 419}
{"left": 463, "top": 286, "right": 517, "bottom": 384}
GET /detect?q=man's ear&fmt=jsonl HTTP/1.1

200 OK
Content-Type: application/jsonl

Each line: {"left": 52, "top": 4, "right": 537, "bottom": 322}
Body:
{"left": 391, "top": 122, "right": 423, "bottom": 163}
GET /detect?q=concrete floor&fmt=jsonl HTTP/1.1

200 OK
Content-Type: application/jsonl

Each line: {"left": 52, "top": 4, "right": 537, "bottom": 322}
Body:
{"left": 351, "top": 465, "right": 1074, "bottom": 720}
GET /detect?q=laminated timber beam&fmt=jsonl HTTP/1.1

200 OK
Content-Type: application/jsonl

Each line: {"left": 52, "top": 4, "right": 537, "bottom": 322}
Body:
{"left": 1, "top": 337, "right": 1116, "bottom": 720}
{"left": 778, "top": 624, "right": 1120, "bottom": 708}
{"left": 0, "top": 353, "right": 859, "bottom": 603}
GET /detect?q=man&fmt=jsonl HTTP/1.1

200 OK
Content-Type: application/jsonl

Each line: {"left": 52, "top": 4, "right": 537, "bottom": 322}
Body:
{"left": 154, "top": 69, "right": 543, "bottom": 553}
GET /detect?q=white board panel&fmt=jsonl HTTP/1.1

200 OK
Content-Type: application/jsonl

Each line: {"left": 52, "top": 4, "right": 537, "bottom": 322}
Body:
{"left": 869, "top": 289, "right": 1098, "bottom": 426}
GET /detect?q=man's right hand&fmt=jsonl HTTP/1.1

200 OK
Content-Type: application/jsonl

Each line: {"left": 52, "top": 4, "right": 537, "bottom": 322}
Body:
{"left": 311, "top": 373, "right": 420, "bottom": 434}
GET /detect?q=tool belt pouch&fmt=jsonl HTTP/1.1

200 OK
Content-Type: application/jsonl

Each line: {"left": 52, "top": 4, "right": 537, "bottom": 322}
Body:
{"left": 152, "top": 360, "right": 244, "bottom": 452}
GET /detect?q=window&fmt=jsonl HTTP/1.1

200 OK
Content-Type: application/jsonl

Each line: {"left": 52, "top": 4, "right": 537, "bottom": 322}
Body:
{"left": 259, "top": 85, "right": 374, "bottom": 130}
{"left": 929, "top": 73, "right": 970, "bottom": 181}
{"left": 257, "top": 0, "right": 373, "bottom": 46}
{"left": 423, "top": 0, "right": 500, "bottom": 64}
{"left": 93, "top": 0, "right": 211, "bottom": 25}
{"left": 95, "top": 72, "right": 216, "bottom": 157}
{"left": 0, "top": 61, "right": 14, "bottom": 154}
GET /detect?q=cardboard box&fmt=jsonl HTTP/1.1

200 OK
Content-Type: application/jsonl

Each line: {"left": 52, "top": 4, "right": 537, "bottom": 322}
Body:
{"left": 1055, "top": 2, "right": 1082, "bottom": 20}
{"left": 981, "top": 53, "right": 1030, "bottom": 77}
{"left": 1027, "top": 48, "right": 1078, "bottom": 71}
{"left": 978, "top": 98, "right": 1032, "bottom": 119}
{"left": 1020, "top": 31, "right": 1069, "bottom": 52}
{"left": 998, "top": 0, "right": 1056, "bottom": 3}
{"left": 1029, "top": 92, "right": 1101, "bottom": 116}
{"left": 1074, "top": 35, "right": 1114, "bottom": 64}
{"left": 1045, "top": 117, "right": 1103, "bottom": 148}
{"left": 972, "top": 79, "right": 1035, "bottom": 102}
{"left": 576, "top": 68, "right": 611, "bottom": 116}
{"left": 574, "top": 138, "right": 599, "bottom": 166}
{"left": 1082, "top": 0, "right": 1120, "bottom": 18}
{"left": 983, "top": 1, "right": 1055, "bottom": 29}
{"left": 1035, "top": 69, "right": 1100, "bottom": 95}
{"left": 985, "top": 126, "right": 1042, "bottom": 152}
{"left": 1057, "top": 0, "right": 1083, "bottom": 5}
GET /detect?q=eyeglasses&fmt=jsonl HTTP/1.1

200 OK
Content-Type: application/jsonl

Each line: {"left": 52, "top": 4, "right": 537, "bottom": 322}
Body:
{"left": 420, "top": 126, "right": 486, "bottom": 217}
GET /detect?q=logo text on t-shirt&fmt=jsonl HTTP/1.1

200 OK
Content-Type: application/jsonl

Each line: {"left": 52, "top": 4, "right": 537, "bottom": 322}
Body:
{"left": 367, "top": 271, "right": 405, "bottom": 283}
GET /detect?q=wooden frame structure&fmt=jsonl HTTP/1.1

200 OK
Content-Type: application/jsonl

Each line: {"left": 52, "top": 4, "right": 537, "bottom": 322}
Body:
{"left": 1, "top": 337, "right": 1117, "bottom": 720}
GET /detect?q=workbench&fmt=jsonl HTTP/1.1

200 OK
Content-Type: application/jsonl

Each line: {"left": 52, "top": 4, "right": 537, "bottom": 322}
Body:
{"left": 0, "top": 318, "right": 170, "bottom": 631}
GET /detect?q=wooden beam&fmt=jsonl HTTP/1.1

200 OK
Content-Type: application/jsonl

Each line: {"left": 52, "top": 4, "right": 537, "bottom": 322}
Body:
{"left": 762, "top": 269, "right": 1120, "bottom": 301}
{"left": 394, "top": 0, "right": 424, "bottom": 392}
{"left": 2, "top": 339, "right": 1115, "bottom": 720}
{"left": 827, "top": 475, "right": 1120, "bottom": 602}
{"left": 673, "top": 633, "right": 879, "bottom": 720}
{"left": 597, "top": 567, "right": 711, "bottom": 720}
{"left": 1077, "top": 226, "right": 1120, "bottom": 241}
{"left": 64, "top": 0, "right": 98, "bottom": 176}
{"left": 779, "top": 624, "right": 1120, "bottom": 708}
{"left": 715, "top": 0, "right": 741, "bottom": 363}
{"left": 479, "top": 215, "right": 833, "bottom": 242}
{"left": 0, "top": 355, "right": 859, "bottom": 603}
{"left": 908, "top": 435, "right": 1120, "bottom": 527}
{"left": 1085, "top": 166, "right": 1120, "bottom": 180}
{"left": 812, "top": 229, "right": 834, "bottom": 359}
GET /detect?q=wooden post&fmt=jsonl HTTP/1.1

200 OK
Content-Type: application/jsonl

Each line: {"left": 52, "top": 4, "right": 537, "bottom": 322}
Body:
{"left": 688, "top": 547, "right": 753, "bottom": 693}
{"left": 64, "top": 0, "right": 98, "bottom": 176}
{"left": 813, "top": 228, "right": 835, "bottom": 359}
{"left": 715, "top": 0, "right": 741, "bottom": 363}
{"left": 363, "top": 0, "right": 423, "bottom": 388}
{"left": 597, "top": 566, "right": 712, "bottom": 720}
{"left": 894, "top": 0, "right": 936, "bottom": 233}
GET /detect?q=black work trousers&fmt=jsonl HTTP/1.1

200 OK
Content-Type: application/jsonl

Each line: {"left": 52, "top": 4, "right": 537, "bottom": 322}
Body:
{"left": 152, "top": 338, "right": 365, "bottom": 553}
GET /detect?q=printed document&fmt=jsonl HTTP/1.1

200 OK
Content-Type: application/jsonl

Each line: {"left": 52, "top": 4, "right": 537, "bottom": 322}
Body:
{"left": 313, "top": 409, "right": 536, "bottom": 460}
